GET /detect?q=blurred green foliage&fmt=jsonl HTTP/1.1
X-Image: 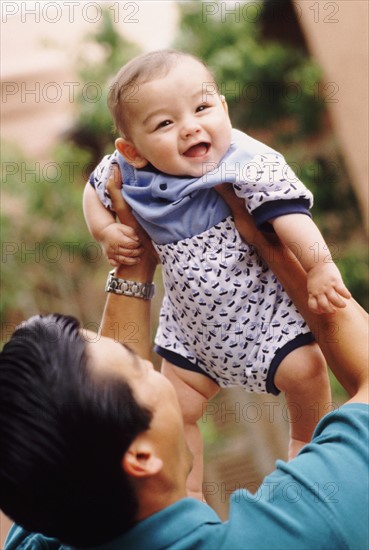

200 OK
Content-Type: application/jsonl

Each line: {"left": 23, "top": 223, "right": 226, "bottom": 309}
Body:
{"left": 68, "top": 9, "right": 140, "bottom": 163}
{"left": 175, "top": 1, "right": 324, "bottom": 136}
{"left": 1, "top": 142, "right": 107, "bottom": 328}
{"left": 1, "top": 10, "right": 140, "bottom": 332}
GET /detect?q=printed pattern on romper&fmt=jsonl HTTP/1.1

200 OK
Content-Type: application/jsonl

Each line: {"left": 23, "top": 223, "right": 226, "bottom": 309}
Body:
{"left": 154, "top": 216, "right": 310, "bottom": 393}
{"left": 231, "top": 152, "right": 313, "bottom": 215}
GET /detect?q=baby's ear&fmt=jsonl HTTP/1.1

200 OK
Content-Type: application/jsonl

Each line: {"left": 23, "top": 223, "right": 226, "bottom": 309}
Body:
{"left": 220, "top": 94, "right": 229, "bottom": 116}
{"left": 115, "top": 138, "right": 148, "bottom": 169}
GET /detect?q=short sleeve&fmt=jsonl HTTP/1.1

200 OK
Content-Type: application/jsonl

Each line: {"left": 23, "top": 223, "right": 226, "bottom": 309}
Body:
{"left": 89, "top": 151, "right": 120, "bottom": 211}
{"left": 232, "top": 153, "right": 314, "bottom": 230}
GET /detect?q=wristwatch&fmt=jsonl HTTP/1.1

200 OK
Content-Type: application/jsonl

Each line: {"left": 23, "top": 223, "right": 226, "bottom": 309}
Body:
{"left": 105, "top": 270, "right": 156, "bottom": 299}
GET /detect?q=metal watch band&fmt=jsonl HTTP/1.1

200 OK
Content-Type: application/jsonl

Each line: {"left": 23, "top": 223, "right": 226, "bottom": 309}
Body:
{"left": 105, "top": 271, "right": 155, "bottom": 299}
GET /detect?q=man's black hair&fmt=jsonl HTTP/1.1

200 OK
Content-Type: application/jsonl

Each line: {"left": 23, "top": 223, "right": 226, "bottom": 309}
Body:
{"left": 0, "top": 314, "right": 152, "bottom": 547}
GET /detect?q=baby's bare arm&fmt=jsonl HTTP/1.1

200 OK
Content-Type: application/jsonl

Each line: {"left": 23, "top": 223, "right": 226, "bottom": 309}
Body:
{"left": 272, "top": 214, "right": 351, "bottom": 314}
{"left": 83, "top": 181, "right": 116, "bottom": 240}
{"left": 83, "top": 181, "right": 143, "bottom": 266}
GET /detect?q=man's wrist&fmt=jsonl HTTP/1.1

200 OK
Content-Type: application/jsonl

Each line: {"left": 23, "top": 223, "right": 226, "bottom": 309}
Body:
{"left": 105, "top": 270, "right": 155, "bottom": 299}
{"left": 114, "top": 255, "right": 156, "bottom": 282}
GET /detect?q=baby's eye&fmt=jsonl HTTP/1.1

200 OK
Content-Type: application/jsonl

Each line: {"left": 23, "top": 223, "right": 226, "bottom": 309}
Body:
{"left": 156, "top": 120, "right": 172, "bottom": 130}
{"left": 196, "top": 104, "right": 209, "bottom": 112}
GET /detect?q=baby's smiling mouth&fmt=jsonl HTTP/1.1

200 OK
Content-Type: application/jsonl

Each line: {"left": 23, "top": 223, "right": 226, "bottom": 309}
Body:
{"left": 183, "top": 142, "right": 210, "bottom": 158}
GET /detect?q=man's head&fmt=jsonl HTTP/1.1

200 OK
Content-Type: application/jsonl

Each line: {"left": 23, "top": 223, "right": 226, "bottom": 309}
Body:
{"left": 0, "top": 314, "right": 191, "bottom": 547}
{"left": 108, "top": 49, "right": 232, "bottom": 177}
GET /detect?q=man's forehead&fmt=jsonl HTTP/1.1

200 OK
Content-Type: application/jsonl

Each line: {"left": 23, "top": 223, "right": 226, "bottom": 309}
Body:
{"left": 83, "top": 334, "right": 138, "bottom": 377}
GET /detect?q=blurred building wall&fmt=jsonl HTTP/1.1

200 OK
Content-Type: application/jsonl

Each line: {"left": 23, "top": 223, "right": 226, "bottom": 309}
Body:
{"left": 294, "top": 0, "right": 369, "bottom": 234}
{"left": 1, "top": 2, "right": 178, "bottom": 159}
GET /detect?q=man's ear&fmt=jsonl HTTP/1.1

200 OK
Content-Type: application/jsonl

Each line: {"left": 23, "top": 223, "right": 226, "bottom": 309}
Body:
{"left": 122, "top": 439, "right": 163, "bottom": 479}
{"left": 115, "top": 137, "right": 148, "bottom": 169}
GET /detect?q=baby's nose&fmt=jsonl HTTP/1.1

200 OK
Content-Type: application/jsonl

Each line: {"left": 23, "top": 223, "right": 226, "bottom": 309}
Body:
{"left": 181, "top": 120, "right": 201, "bottom": 138}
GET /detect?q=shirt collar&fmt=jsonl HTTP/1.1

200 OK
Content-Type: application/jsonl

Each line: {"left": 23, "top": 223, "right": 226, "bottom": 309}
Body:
{"left": 87, "top": 498, "right": 221, "bottom": 550}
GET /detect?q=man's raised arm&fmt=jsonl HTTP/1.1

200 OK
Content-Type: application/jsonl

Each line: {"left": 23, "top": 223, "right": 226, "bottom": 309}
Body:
{"left": 216, "top": 184, "right": 369, "bottom": 405}
{"left": 99, "top": 175, "right": 157, "bottom": 360}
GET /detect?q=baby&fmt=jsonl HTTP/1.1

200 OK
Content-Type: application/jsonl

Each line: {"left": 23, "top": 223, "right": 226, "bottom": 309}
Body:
{"left": 83, "top": 50, "right": 351, "bottom": 499}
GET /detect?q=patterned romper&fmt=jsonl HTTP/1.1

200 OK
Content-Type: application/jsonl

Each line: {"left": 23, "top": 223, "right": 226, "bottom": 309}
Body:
{"left": 90, "top": 129, "right": 314, "bottom": 395}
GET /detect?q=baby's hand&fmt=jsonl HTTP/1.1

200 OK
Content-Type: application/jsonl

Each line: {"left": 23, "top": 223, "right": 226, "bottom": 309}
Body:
{"left": 307, "top": 263, "right": 351, "bottom": 314}
{"left": 99, "top": 222, "right": 143, "bottom": 267}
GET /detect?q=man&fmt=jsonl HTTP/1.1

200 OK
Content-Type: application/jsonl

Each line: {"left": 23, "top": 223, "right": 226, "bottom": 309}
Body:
{"left": 1, "top": 186, "right": 368, "bottom": 549}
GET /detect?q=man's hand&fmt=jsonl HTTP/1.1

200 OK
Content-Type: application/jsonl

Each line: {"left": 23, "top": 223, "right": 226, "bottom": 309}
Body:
{"left": 215, "top": 182, "right": 282, "bottom": 258}
{"left": 107, "top": 165, "right": 159, "bottom": 267}
{"left": 215, "top": 183, "right": 258, "bottom": 243}
{"left": 307, "top": 263, "right": 352, "bottom": 314}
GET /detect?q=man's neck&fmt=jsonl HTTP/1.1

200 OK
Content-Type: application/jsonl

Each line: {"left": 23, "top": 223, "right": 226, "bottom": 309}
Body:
{"left": 134, "top": 480, "right": 186, "bottom": 522}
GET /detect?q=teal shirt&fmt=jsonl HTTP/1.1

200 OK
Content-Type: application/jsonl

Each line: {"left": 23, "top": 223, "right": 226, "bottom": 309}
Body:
{"left": 5, "top": 404, "right": 369, "bottom": 549}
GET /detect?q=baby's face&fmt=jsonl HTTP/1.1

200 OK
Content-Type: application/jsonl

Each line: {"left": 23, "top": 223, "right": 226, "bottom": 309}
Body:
{"left": 122, "top": 58, "right": 232, "bottom": 177}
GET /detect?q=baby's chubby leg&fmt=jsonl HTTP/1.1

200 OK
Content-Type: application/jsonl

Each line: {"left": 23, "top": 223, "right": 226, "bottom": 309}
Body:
{"left": 161, "top": 360, "right": 220, "bottom": 501}
{"left": 274, "top": 342, "right": 331, "bottom": 460}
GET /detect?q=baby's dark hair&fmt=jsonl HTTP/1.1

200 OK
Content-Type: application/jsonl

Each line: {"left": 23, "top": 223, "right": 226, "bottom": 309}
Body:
{"left": 107, "top": 49, "right": 217, "bottom": 138}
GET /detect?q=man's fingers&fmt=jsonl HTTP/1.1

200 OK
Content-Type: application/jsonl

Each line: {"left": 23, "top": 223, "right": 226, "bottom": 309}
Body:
{"left": 107, "top": 246, "right": 143, "bottom": 265}
{"left": 215, "top": 182, "right": 245, "bottom": 215}
{"left": 109, "top": 238, "right": 142, "bottom": 249}
{"left": 108, "top": 246, "right": 144, "bottom": 258}
{"left": 106, "top": 165, "right": 124, "bottom": 205}
{"left": 106, "top": 165, "right": 159, "bottom": 265}
{"left": 107, "top": 165, "right": 139, "bottom": 228}
{"left": 108, "top": 256, "right": 140, "bottom": 267}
